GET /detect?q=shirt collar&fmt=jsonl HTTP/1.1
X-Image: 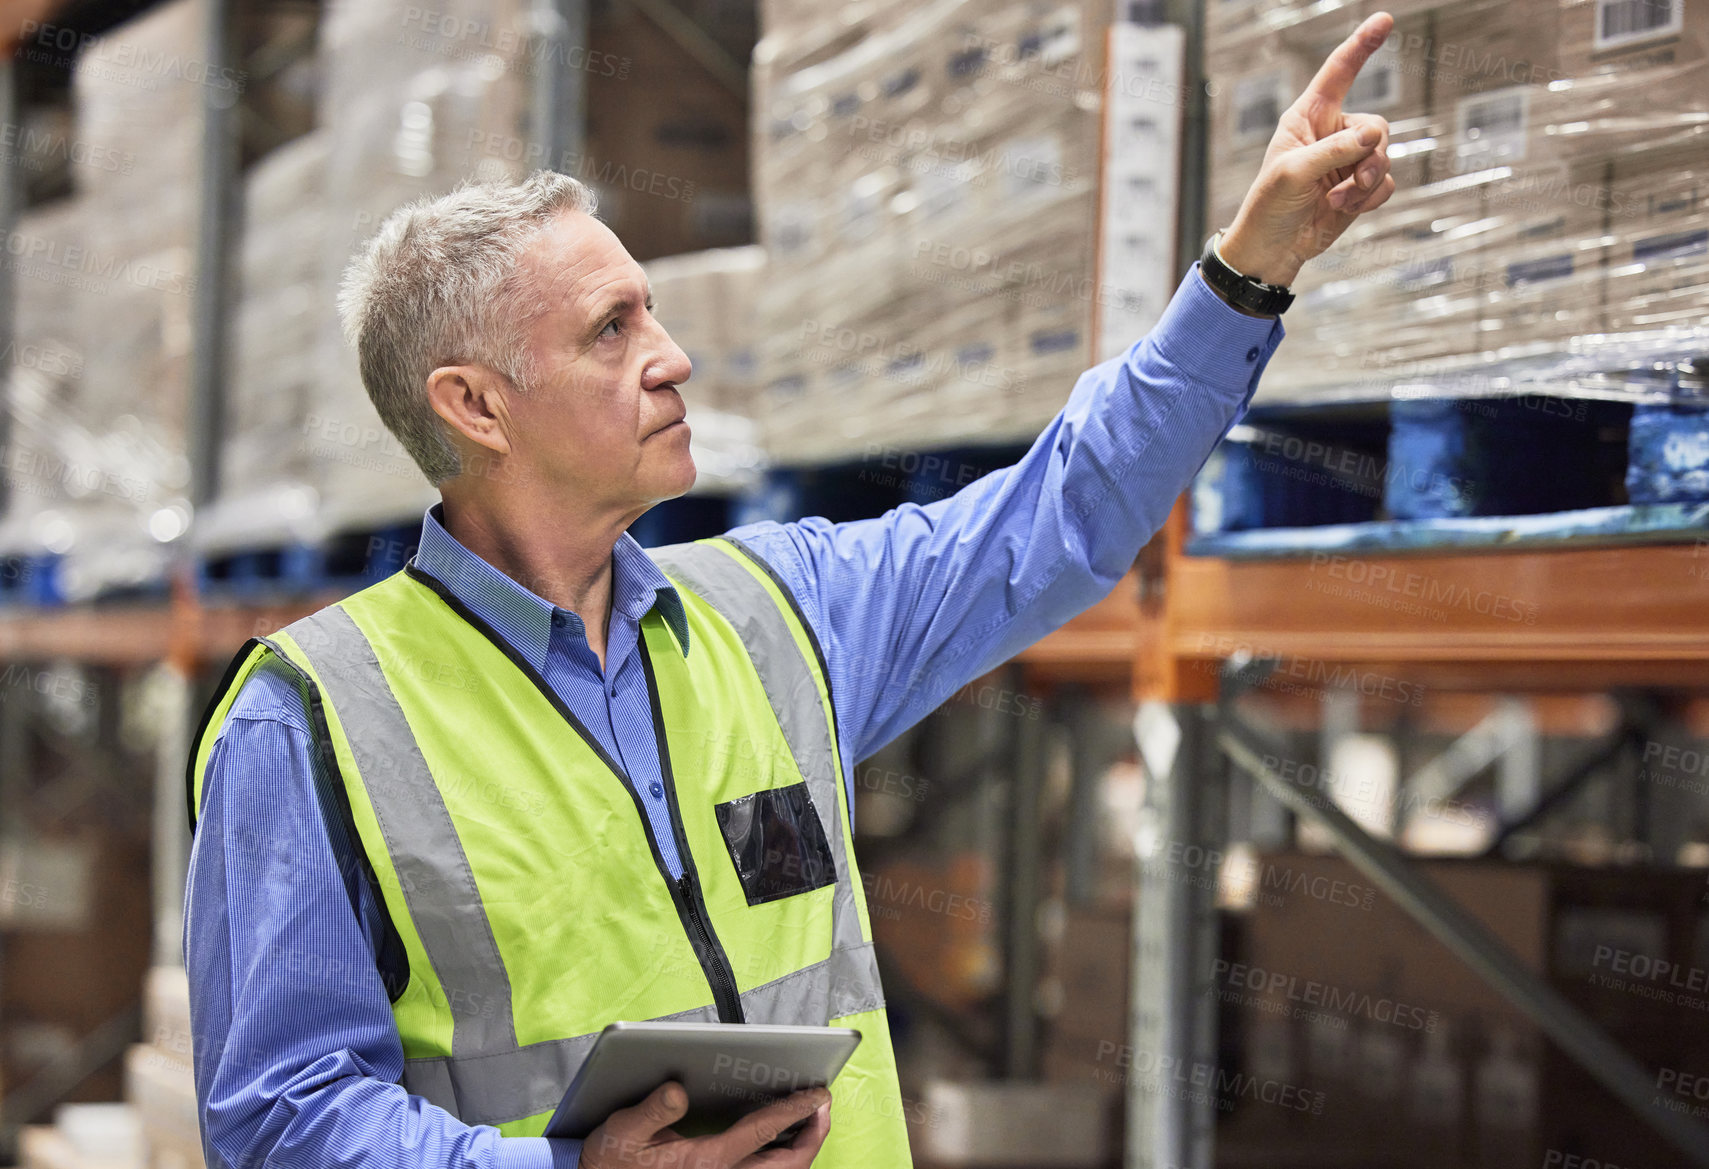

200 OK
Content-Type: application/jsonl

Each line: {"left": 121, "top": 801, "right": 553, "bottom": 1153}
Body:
{"left": 414, "top": 505, "right": 689, "bottom": 671}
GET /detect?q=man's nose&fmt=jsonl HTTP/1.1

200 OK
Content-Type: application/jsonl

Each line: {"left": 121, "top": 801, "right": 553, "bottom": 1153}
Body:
{"left": 646, "top": 327, "right": 693, "bottom": 388}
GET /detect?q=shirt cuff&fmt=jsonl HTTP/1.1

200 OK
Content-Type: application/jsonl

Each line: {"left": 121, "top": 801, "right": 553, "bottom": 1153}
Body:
{"left": 496, "top": 1137, "right": 581, "bottom": 1169}
{"left": 1145, "top": 261, "right": 1286, "bottom": 399}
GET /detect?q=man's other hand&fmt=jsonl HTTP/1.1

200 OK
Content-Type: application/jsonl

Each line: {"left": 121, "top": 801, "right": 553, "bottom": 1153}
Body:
{"left": 581, "top": 1080, "right": 833, "bottom": 1169}
{"left": 1218, "top": 11, "right": 1399, "bottom": 287}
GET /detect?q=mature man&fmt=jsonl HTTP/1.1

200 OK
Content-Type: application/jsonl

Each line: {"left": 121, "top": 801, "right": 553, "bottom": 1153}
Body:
{"left": 184, "top": 13, "right": 1396, "bottom": 1169}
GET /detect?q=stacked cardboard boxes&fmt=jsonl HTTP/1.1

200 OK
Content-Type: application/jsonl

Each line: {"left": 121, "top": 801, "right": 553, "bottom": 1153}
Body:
{"left": 750, "top": 0, "right": 1160, "bottom": 462}
{"left": 20, "top": 1106, "right": 144, "bottom": 1169}
{"left": 0, "top": 0, "right": 202, "bottom": 600}
{"left": 195, "top": 130, "right": 334, "bottom": 555}
{"left": 219, "top": 0, "right": 759, "bottom": 540}
{"left": 0, "top": 0, "right": 763, "bottom": 575}
{"left": 19, "top": 968, "right": 202, "bottom": 1169}
{"left": 1207, "top": 0, "right": 1709, "bottom": 404}
{"left": 580, "top": 6, "right": 754, "bottom": 261}
{"left": 1219, "top": 852, "right": 1709, "bottom": 1169}
{"left": 125, "top": 967, "right": 202, "bottom": 1169}
{"left": 301, "top": 0, "right": 535, "bottom": 532}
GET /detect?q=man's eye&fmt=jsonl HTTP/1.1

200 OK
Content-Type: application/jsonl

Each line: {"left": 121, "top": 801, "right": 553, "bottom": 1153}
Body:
{"left": 599, "top": 318, "right": 621, "bottom": 338}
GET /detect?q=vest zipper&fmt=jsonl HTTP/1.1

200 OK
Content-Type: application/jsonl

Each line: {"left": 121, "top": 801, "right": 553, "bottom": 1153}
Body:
{"left": 403, "top": 564, "right": 749, "bottom": 1026}
{"left": 676, "top": 872, "right": 744, "bottom": 1023}
{"left": 639, "top": 638, "right": 747, "bottom": 1025}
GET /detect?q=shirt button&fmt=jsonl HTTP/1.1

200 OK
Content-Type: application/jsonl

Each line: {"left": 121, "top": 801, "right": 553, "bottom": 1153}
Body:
{"left": 551, "top": 612, "right": 566, "bottom": 627}
{"left": 648, "top": 781, "right": 664, "bottom": 798}
{"left": 1245, "top": 345, "right": 1261, "bottom": 362}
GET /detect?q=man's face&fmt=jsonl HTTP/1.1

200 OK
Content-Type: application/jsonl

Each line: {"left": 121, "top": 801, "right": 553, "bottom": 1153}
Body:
{"left": 503, "top": 210, "right": 695, "bottom": 512}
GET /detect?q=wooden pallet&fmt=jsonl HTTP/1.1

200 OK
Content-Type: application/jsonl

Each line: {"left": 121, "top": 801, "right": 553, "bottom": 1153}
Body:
{"left": 1191, "top": 395, "right": 1709, "bottom": 559}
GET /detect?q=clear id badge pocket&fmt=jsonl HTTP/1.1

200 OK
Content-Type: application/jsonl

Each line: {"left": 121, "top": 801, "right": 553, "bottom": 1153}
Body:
{"left": 714, "top": 782, "right": 837, "bottom": 906}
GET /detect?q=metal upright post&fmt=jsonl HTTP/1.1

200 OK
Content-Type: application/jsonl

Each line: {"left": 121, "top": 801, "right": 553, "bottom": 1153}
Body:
{"left": 172, "top": 0, "right": 240, "bottom": 968}
{"left": 1000, "top": 681, "right": 1048, "bottom": 1078}
{"left": 151, "top": 667, "right": 192, "bottom": 966}
{"left": 0, "top": 60, "right": 18, "bottom": 518}
{"left": 1165, "top": 0, "right": 1208, "bottom": 279}
{"left": 188, "top": 0, "right": 239, "bottom": 510}
{"left": 1128, "top": 702, "right": 1223, "bottom": 1169}
{"left": 533, "top": 0, "right": 589, "bottom": 170}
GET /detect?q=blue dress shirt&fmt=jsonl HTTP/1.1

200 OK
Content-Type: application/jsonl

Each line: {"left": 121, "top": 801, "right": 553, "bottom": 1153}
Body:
{"left": 183, "top": 267, "right": 1282, "bottom": 1169}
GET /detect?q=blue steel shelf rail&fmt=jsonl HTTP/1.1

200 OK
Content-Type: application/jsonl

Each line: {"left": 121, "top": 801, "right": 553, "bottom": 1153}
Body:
{"left": 1191, "top": 331, "right": 1709, "bottom": 559}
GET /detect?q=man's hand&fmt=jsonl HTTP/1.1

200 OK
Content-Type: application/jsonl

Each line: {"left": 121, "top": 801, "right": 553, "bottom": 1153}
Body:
{"left": 581, "top": 1080, "right": 833, "bottom": 1169}
{"left": 1219, "top": 11, "right": 1399, "bottom": 288}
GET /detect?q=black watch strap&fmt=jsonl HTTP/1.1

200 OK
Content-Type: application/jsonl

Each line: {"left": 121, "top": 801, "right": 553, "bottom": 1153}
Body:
{"left": 1199, "top": 231, "right": 1295, "bottom": 316}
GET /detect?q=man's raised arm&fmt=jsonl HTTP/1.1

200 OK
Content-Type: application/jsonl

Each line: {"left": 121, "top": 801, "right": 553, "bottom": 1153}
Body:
{"left": 728, "top": 14, "right": 1399, "bottom": 772}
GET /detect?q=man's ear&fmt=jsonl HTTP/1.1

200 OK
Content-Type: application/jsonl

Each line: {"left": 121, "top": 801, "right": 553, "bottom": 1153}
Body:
{"left": 426, "top": 364, "right": 514, "bottom": 458}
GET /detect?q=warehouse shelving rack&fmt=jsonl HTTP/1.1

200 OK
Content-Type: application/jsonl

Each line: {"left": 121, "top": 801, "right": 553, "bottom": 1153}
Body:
{"left": 0, "top": 0, "right": 596, "bottom": 1145}
{"left": 1007, "top": 498, "right": 1709, "bottom": 1167}
{"left": 0, "top": 0, "right": 1706, "bottom": 1165}
{"left": 1012, "top": 0, "right": 1709, "bottom": 1161}
{"left": 1019, "top": 505, "right": 1709, "bottom": 701}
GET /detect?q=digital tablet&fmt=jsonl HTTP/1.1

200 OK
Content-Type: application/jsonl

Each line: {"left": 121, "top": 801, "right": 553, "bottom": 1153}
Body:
{"left": 543, "top": 1021, "right": 861, "bottom": 1141}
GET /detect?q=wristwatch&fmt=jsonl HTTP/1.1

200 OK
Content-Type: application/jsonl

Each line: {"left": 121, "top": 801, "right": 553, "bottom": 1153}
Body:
{"left": 1200, "top": 230, "right": 1295, "bottom": 317}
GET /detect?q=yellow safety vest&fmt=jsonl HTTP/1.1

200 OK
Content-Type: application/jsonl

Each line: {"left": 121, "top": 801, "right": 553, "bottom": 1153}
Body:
{"left": 189, "top": 537, "right": 914, "bottom": 1164}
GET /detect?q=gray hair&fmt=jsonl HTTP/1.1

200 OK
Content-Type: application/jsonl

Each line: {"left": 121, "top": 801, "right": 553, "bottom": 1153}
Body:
{"left": 336, "top": 170, "right": 599, "bottom": 484}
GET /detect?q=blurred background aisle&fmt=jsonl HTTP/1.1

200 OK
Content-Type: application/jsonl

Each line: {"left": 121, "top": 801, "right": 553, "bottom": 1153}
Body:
{"left": 0, "top": 0, "right": 1703, "bottom": 1166}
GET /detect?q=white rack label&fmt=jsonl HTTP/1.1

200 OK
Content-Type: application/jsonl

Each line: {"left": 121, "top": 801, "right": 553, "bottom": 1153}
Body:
{"left": 1000, "top": 133, "right": 1066, "bottom": 201}
{"left": 1097, "top": 24, "right": 1184, "bottom": 362}
{"left": 1594, "top": 0, "right": 1683, "bottom": 51}
{"left": 1454, "top": 86, "right": 1529, "bottom": 172}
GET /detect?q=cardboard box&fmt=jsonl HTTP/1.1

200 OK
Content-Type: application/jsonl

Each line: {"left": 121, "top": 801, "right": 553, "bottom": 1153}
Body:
{"left": 124, "top": 1044, "right": 202, "bottom": 1169}
{"left": 915, "top": 1080, "right": 1118, "bottom": 1166}
{"left": 1559, "top": 0, "right": 1709, "bottom": 77}
{"left": 1429, "top": 0, "right": 1565, "bottom": 103}
{"left": 1219, "top": 853, "right": 1709, "bottom": 1169}
{"left": 1264, "top": 183, "right": 1492, "bottom": 397}
{"left": 1605, "top": 123, "right": 1709, "bottom": 330}
{"left": 1477, "top": 153, "right": 1619, "bottom": 347}
{"left": 751, "top": 0, "right": 1113, "bottom": 462}
{"left": 583, "top": 5, "right": 752, "bottom": 261}
{"left": 142, "top": 967, "right": 192, "bottom": 1070}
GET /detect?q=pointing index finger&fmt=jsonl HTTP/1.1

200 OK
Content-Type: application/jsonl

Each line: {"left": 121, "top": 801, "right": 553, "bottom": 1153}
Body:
{"left": 1302, "top": 12, "right": 1395, "bottom": 110}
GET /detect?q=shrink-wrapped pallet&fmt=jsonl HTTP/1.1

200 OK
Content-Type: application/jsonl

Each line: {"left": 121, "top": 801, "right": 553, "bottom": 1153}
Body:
{"left": 305, "top": 0, "right": 534, "bottom": 530}
{"left": 0, "top": 0, "right": 200, "bottom": 600}
{"left": 751, "top": 0, "right": 1114, "bottom": 462}
{"left": 1208, "top": 0, "right": 1709, "bottom": 405}
{"left": 195, "top": 131, "right": 332, "bottom": 554}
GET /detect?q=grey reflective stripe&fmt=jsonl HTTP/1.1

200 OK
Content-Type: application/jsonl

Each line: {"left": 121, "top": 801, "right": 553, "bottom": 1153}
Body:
{"left": 403, "top": 1002, "right": 721, "bottom": 1126}
{"left": 742, "top": 941, "right": 886, "bottom": 1025}
{"left": 284, "top": 606, "right": 519, "bottom": 1059}
{"left": 400, "top": 950, "right": 883, "bottom": 1127}
{"left": 648, "top": 540, "right": 865, "bottom": 954}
